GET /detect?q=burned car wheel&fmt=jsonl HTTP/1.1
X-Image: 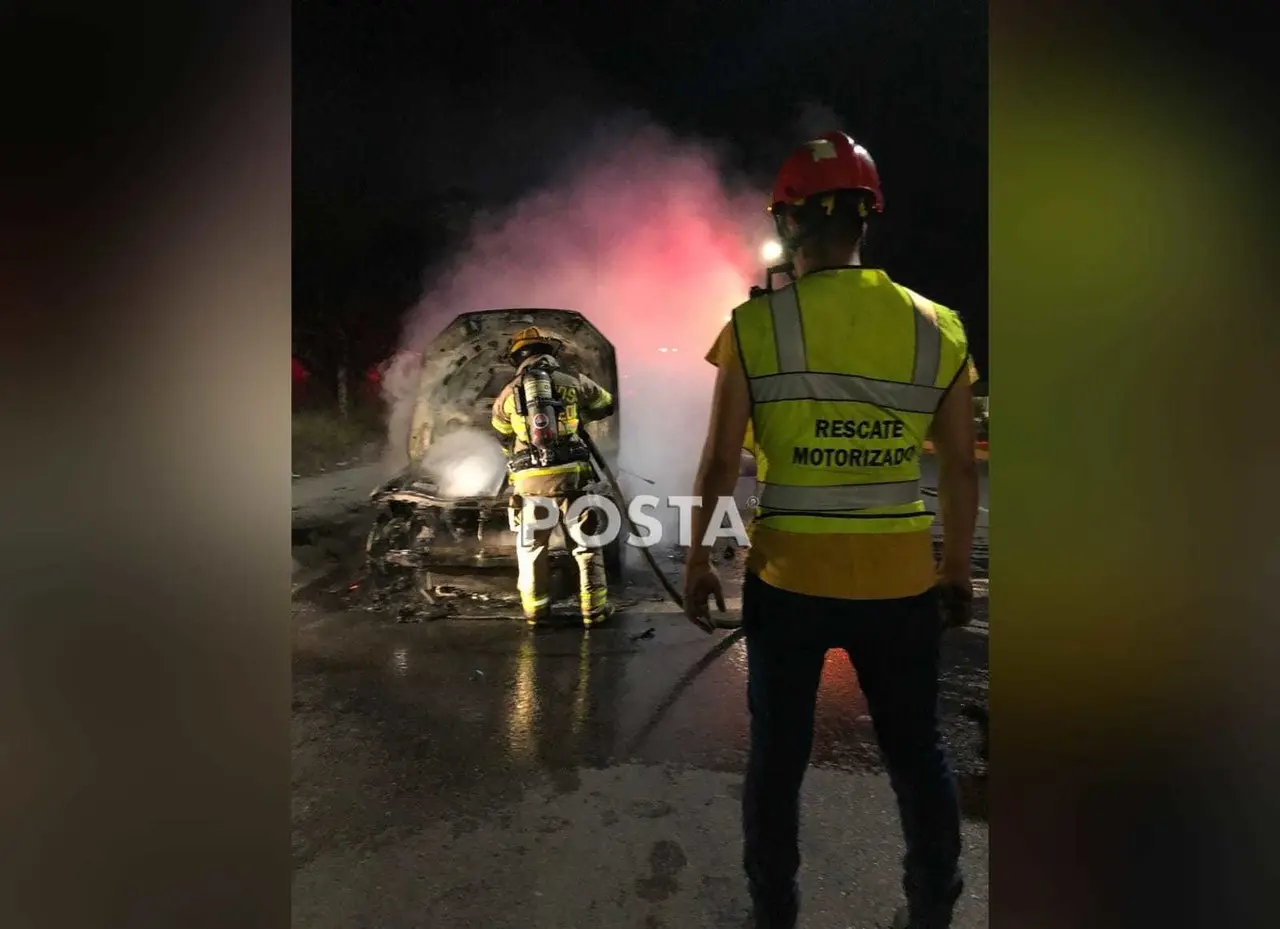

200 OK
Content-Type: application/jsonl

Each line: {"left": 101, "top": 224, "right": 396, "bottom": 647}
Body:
{"left": 365, "top": 505, "right": 426, "bottom": 586}
{"left": 366, "top": 509, "right": 412, "bottom": 568}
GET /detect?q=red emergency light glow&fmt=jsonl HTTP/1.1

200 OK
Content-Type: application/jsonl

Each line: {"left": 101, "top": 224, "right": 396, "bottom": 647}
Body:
{"left": 391, "top": 126, "right": 774, "bottom": 496}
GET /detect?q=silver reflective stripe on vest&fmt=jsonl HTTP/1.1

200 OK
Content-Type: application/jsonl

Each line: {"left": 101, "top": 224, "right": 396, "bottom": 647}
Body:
{"left": 769, "top": 285, "right": 808, "bottom": 373}
{"left": 758, "top": 479, "right": 921, "bottom": 512}
{"left": 751, "top": 371, "right": 943, "bottom": 413}
{"left": 758, "top": 281, "right": 946, "bottom": 413}
{"left": 907, "top": 290, "right": 942, "bottom": 387}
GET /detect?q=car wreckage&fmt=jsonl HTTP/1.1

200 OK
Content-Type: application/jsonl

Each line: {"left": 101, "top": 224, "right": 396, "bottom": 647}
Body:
{"left": 366, "top": 309, "right": 624, "bottom": 604}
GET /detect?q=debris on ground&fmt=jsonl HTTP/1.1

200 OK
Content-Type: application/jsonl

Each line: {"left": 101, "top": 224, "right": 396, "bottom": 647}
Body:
{"left": 292, "top": 485, "right": 742, "bottom": 625}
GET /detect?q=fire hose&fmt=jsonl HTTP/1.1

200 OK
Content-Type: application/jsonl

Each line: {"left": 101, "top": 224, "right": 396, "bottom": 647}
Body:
{"left": 576, "top": 424, "right": 742, "bottom": 756}
{"left": 576, "top": 425, "right": 726, "bottom": 635}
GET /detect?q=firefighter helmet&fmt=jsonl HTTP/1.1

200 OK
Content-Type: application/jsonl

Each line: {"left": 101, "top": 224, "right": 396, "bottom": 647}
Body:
{"left": 505, "top": 326, "right": 563, "bottom": 363}
{"left": 769, "top": 131, "right": 884, "bottom": 214}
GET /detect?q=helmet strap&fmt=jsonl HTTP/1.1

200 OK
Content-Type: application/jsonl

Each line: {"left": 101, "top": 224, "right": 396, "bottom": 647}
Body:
{"left": 772, "top": 212, "right": 803, "bottom": 258}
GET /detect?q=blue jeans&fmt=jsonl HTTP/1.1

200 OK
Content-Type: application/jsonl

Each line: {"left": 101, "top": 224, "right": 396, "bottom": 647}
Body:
{"left": 741, "top": 572, "right": 962, "bottom": 928}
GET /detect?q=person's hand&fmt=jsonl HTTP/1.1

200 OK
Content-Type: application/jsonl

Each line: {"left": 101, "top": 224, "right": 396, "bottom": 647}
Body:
{"left": 937, "top": 579, "right": 974, "bottom": 628}
{"left": 682, "top": 561, "right": 723, "bottom": 634}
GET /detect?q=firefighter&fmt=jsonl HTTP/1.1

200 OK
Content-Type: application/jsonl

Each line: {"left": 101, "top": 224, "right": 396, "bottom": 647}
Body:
{"left": 491, "top": 326, "right": 617, "bottom": 627}
{"left": 683, "top": 132, "right": 981, "bottom": 929}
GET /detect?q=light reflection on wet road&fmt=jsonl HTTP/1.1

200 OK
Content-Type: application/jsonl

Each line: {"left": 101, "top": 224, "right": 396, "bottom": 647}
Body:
{"left": 291, "top": 465, "right": 988, "bottom": 928}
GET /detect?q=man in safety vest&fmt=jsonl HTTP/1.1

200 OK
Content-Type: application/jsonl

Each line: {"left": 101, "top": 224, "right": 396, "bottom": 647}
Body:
{"left": 683, "top": 132, "right": 980, "bottom": 929}
{"left": 492, "top": 327, "right": 617, "bottom": 627}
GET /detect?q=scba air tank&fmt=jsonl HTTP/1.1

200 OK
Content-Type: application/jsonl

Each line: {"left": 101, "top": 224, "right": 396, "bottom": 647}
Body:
{"left": 521, "top": 366, "right": 560, "bottom": 456}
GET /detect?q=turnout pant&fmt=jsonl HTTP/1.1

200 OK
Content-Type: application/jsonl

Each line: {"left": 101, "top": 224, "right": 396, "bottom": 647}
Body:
{"left": 510, "top": 470, "right": 608, "bottom": 624}
{"left": 741, "top": 571, "right": 962, "bottom": 929}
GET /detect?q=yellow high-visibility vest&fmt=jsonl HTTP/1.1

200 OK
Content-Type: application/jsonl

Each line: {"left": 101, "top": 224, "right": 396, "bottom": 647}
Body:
{"left": 733, "top": 268, "right": 970, "bottom": 534}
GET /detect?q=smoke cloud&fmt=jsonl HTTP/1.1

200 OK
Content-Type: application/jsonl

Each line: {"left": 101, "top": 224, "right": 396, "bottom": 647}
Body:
{"left": 384, "top": 122, "right": 771, "bottom": 545}
{"left": 417, "top": 427, "right": 508, "bottom": 499}
{"left": 794, "top": 100, "right": 849, "bottom": 139}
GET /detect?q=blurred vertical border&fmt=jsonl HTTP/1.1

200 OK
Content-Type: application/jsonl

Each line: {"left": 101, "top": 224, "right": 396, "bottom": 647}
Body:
{"left": 991, "top": 1, "right": 1279, "bottom": 926}
{"left": 1, "top": 3, "right": 292, "bottom": 927}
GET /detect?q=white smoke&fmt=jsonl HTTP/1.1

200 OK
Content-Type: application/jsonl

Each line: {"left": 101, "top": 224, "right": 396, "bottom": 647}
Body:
{"left": 417, "top": 427, "right": 508, "bottom": 499}
{"left": 379, "top": 349, "right": 425, "bottom": 475}
{"left": 386, "top": 122, "right": 772, "bottom": 543}
{"left": 795, "top": 100, "right": 849, "bottom": 139}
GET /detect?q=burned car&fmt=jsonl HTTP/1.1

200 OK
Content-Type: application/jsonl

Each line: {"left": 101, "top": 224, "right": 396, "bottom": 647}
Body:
{"left": 367, "top": 309, "right": 624, "bottom": 603}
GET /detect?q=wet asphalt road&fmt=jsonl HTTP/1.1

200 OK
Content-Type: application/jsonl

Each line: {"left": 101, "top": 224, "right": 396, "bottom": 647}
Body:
{"left": 292, "top": 465, "right": 989, "bottom": 929}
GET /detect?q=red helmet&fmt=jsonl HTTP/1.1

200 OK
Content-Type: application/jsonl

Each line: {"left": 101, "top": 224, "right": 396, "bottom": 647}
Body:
{"left": 770, "top": 131, "right": 884, "bottom": 214}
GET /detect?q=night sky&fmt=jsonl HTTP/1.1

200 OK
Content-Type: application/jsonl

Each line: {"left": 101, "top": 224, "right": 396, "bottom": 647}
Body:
{"left": 294, "top": 0, "right": 988, "bottom": 377}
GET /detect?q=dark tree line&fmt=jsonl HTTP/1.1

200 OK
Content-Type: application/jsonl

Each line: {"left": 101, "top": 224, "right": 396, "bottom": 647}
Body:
{"left": 293, "top": 191, "right": 471, "bottom": 414}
